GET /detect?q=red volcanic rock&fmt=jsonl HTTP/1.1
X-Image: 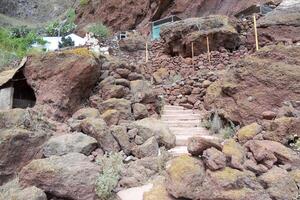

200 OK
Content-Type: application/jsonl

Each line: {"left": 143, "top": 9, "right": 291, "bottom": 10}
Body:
{"left": 204, "top": 45, "right": 300, "bottom": 125}
{"left": 24, "top": 49, "right": 101, "bottom": 121}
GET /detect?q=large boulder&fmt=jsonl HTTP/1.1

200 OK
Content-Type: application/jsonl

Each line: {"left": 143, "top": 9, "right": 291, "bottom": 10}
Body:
{"left": 258, "top": 167, "right": 299, "bottom": 200}
{"left": 133, "top": 118, "right": 176, "bottom": 149}
{"left": 222, "top": 139, "right": 246, "bottom": 170}
{"left": 98, "top": 98, "right": 133, "bottom": 121}
{"left": 24, "top": 49, "right": 101, "bottom": 120}
{"left": 255, "top": 0, "right": 300, "bottom": 45}
{"left": 19, "top": 153, "right": 100, "bottom": 200}
{"left": 43, "top": 132, "right": 98, "bottom": 157}
{"left": 0, "top": 128, "right": 49, "bottom": 185}
{"left": 187, "top": 136, "right": 222, "bottom": 156}
{"left": 199, "top": 167, "right": 271, "bottom": 200}
{"left": 80, "top": 118, "right": 120, "bottom": 152}
{"left": 244, "top": 140, "right": 300, "bottom": 169}
{"left": 132, "top": 137, "right": 159, "bottom": 158}
{"left": 165, "top": 155, "right": 205, "bottom": 199}
{"left": 0, "top": 178, "right": 47, "bottom": 200}
{"left": 204, "top": 45, "right": 300, "bottom": 125}
{"left": 160, "top": 15, "right": 240, "bottom": 57}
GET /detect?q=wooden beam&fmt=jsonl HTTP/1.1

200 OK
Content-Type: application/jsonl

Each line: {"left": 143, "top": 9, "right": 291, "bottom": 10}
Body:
{"left": 191, "top": 42, "right": 194, "bottom": 65}
{"left": 145, "top": 42, "right": 149, "bottom": 63}
{"left": 253, "top": 14, "right": 259, "bottom": 51}
{"left": 206, "top": 36, "right": 211, "bottom": 64}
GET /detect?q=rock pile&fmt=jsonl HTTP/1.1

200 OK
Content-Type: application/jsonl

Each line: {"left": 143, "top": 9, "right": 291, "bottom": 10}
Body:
{"left": 161, "top": 136, "right": 300, "bottom": 200}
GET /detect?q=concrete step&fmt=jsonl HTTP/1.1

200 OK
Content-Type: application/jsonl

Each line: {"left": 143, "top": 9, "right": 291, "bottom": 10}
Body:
{"left": 163, "top": 105, "right": 185, "bottom": 110}
{"left": 163, "top": 110, "right": 199, "bottom": 115}
{"left": 117, "top": 184, "right": 153, "bottom": 200}
{"left": 164, "top": 120, "right": 201, "bottom": 127}
{"left": 161, "top": 114, "right": 202, "bottom": 121}
{"left": 168, "top": 146, "right": 189, "bottom": 156}
{"left": 169, "top": 127, "right": 209, "bottom": 133}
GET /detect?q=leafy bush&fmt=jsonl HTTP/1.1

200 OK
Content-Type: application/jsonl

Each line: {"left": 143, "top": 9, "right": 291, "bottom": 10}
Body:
{"left": 88, "top": 23, "right": 110, "bottom": 38}
{"left": 0, "top": 27, "right": 45, "bottom": 58}
{"left": 45, "top": 9, "right": 76, "bottom": 37}
{"left": 95, "top": 152, "right": 123, "bottom": 200}
{"left": 10, "top": 26, "right": 30, "bottom": 38}
{"left": 80, "top": 0, "right": 90, "bottom": 6}
{"left": 59, "top": 36, "right": 75, "bottom": 48}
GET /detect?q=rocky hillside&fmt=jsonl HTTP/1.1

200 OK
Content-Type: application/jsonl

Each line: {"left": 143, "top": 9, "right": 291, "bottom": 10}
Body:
{"left": 75, "top": 0, "right": 282, "bottom": 33}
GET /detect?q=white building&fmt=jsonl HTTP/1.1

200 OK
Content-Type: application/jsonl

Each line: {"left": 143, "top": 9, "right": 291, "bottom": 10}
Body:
{"left": 34, "top": 33, "right": 87, "bottom": 51}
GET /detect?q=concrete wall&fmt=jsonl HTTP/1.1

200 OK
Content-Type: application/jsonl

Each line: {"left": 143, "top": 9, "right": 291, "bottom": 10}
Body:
{"left": 0, "top": 87, "right": 13, "bottom": 110}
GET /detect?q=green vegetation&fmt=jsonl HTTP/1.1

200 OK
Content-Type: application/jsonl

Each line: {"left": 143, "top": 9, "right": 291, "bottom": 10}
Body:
{"left": 80, "top": 0, "right": 90, "bottom": 6}
{"left": 95, "top": 152, "right": 123, "bottom": 200}
{"left": 0, "top": 27, "right": 45, "bottom": 68}
{"left": 59, "top": 36, "right": 75, "bottom": 48}
{"left": 45, "top": 9, "right": 76, "bottom": 37}
{"left": 88, "top": 23, "right": 110, "bottom": 38}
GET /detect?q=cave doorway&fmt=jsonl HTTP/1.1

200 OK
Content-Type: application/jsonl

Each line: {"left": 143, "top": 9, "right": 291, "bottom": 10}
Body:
{"left": 11, "top": 68, "right": 36, "bottom": 108}
{"left": 0, "top": 67, "right": 36, "bottom": 110}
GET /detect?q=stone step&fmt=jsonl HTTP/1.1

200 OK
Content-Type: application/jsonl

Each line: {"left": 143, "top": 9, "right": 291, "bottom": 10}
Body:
{"left": 117, "top": 184, "right": 153, "bottom": 200}
{"left": 163, "top": 105, "right": 185, "bottom": 110}
{"left": 168, "top": 146, "right": 189, "bottom": 156}
{"left": 161, "top": 114, "right": 202, "bottom": 121}
{"left": 164, "top": 120, "right": 201, "bottom": 127}
{"left": 163, "top": 109, "right": 200, "bottom": 114}
{"left": 169, "top": 127, "right": 209, "bottom": 133}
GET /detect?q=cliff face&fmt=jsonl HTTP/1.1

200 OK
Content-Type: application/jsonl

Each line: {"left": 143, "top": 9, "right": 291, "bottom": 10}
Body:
{"left": 75, "top": 0, "right": 280, "bottom": 33}
{"left": 0, "top": 0, "right": 76, "bottom": 25}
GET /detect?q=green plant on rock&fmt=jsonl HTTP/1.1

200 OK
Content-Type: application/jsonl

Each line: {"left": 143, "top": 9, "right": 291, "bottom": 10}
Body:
{"left": 80, "top": 0, "right": 90, "bottom": 6}
{"left": 45, "top": 9, "right": 76, "bottom": 37}
{"left": 88, "top": 23, "right": 110, "bottom": 38}
{"left": 95, "top": 152, "right": 123, "bottom": 200}
{"left": 59, "top": 36, "right": 75, "bottom": 48}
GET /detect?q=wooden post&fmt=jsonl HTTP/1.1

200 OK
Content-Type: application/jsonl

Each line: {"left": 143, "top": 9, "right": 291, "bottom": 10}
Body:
{"left": 253, "top": 14, "right": 259, "bottom": 51}
{"left": 206, "top": 36, "right": 211, "bottom": 64}
{"left": 191, "top": 42, "right": 194, "bottom": 65}
{"left": 145, "top": 42, "right": 149, "bottom": 63}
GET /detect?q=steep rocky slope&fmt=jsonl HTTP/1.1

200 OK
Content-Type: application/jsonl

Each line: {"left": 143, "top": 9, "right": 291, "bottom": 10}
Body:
{"left": 75, "top": 0, "right": 281, "bottom": 33}
{"left": 204, "top": 45, "right": 300, "bottom": 125}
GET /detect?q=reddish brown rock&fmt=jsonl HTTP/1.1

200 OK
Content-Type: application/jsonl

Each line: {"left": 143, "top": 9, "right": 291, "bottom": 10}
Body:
{"left": 203, "top": 147, "right": 226, "bottom": 171}
{"left": 187, "top": 136, "right": 222, "bottom": 156}
{"left": 204, "top": 45, "right": 300, "bottom": 125}
{"left": 24, "top": 49, "right": 101, "bottom": 121}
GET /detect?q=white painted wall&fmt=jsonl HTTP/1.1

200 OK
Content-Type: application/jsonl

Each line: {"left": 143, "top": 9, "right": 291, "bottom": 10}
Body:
{"left": 0, "top": 87, "right": 13, "bottom": 110}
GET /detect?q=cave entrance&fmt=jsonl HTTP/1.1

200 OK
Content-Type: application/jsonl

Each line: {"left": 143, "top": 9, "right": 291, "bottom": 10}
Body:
{"left": 0, "top": 67, "right": 36, "bottom": 110}
{"left": 11, "top": 68, "right": 36, "bottom": 108}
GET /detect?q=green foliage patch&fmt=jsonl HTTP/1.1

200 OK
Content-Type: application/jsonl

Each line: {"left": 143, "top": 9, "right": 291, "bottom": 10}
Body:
{"left": 88, "top": 23, "right": 110, "bottom": 38}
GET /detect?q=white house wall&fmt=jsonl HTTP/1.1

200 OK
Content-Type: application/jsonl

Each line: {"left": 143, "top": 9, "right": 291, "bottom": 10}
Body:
{"left": 0, "top": 87, "right": 14, "bottom": 110}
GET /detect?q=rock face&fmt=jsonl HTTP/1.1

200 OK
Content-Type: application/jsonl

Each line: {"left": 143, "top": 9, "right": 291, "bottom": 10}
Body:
{"left": 160, "top": 15, "right": 240, "bottom": 57}
{"left": 24, "top": 49, "right": 101, "bottom": 121}
{"left": 19, "top": 153, "right": 100, "bottom": 200}
{"left": 204, "top": 45, "right": 300, "bottom": 125}
{"left": 0, "top": 128, "right": 49, "bottom": 185}
{"left": 43, "top": 132, "right": 98, "bottom": 157}
{"left": 75, "top": 0, "right": 277, "bottom": 34}
{"left": 255, "top": 0, "right": 300, "bottom": 45}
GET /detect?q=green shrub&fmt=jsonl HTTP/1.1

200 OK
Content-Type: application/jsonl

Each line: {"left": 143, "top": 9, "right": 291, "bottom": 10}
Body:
{"left": 80, "top": 0, "right": 90, "bottom": 6}
{"left": 0, "top": 27, "right": 45, "bottom": 58}
{"left": 88, "top": 23, "right": 110, "bottom": 38}
{"left": 10, "top": 26, "right": 30, "bottom": 38}
{"left": 45, "top": 9, "right": 76, "bottom": 37}
{"left": 95, "top": 152, "right": 123, "bottom": 200}
{"left": 59, "top": 36, "right": 75, "bottom": 48}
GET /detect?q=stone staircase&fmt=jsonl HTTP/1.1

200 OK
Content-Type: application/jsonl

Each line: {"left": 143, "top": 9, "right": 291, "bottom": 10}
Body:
{"left": 161, "top": 105, "right": 212, "bottom": 156}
